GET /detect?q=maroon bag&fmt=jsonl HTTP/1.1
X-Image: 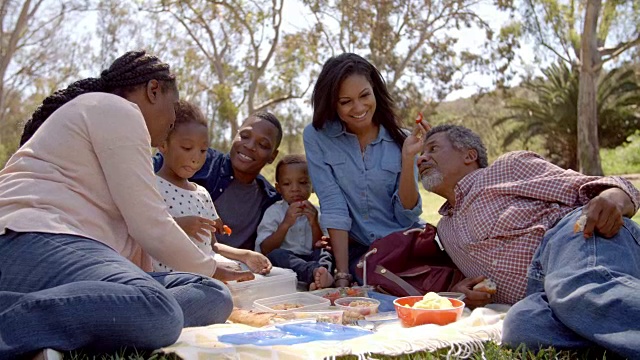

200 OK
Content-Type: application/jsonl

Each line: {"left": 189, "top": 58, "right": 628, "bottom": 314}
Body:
{"left": 355, "top": 224, "right": 463, "bottom": 297}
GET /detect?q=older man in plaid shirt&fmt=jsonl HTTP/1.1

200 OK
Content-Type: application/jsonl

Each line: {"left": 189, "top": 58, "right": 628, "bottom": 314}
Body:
{"left": 417, "top": 124, "right": 640, "bottom": 358}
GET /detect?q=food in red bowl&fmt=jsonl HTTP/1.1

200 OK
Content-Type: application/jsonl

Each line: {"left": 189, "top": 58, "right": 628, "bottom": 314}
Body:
{"left": 393, "top": 294, "right": 465, "bottom": 327}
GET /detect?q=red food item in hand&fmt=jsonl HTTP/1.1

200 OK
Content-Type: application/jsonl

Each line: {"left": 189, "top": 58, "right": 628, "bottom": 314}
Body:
{"left": 415, "top": 112, "right": 424, "bottom": 124}
{"left": 223, "top": 225, "right": 233, "bottom": 235}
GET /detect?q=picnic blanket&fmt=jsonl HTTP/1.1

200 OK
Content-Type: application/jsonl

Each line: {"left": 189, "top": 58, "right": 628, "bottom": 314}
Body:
{"left": 158, "top": 304, "right": 510, "bottom": 359}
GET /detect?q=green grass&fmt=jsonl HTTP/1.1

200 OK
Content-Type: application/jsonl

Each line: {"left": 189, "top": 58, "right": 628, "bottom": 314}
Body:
{"left": 65, "top": 342, "right": 613, "bottom": 359}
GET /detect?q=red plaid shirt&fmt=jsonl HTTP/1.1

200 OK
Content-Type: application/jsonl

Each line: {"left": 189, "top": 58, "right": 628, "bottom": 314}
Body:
{"left": 437, "top": 151, "right": 640, "bottom": 304}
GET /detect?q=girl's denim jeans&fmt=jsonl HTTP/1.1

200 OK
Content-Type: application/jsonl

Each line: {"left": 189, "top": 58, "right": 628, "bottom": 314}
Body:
{"left": 503, "top": 207, "right": 640, "bottom": 359}
{"left": 0, "top": 231, "right": 232, "bottom": 358}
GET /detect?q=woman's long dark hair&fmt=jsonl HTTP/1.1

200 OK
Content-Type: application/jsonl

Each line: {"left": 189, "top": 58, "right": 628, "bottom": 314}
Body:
{"left": 311, "top": 53, "right": 406, "bottom": 148}
{"left": 20, "top": 50, "right": 176, "bottom": 145}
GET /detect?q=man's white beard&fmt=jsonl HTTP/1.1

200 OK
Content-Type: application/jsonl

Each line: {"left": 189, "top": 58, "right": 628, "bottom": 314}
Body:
{"left": 421, "top": 170, "right": 443, "bottom": 192}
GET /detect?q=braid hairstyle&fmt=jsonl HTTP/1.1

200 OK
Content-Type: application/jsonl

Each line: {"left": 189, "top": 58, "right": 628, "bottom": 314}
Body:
{"left": 20, "top": 50, "right": 177, "bottom": 145}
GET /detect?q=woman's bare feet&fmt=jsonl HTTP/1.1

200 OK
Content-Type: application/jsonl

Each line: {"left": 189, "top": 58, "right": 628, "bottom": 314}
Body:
{"left": 309, "top": 267, "right": 334, "bottom": 290}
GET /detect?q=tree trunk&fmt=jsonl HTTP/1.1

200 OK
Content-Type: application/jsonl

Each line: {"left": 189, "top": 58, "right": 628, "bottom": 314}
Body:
{"left": 577, "top": 0, "right": 603, "bottom": 175}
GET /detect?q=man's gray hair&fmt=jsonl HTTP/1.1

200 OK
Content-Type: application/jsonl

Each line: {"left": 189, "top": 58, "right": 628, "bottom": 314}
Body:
{"left": 425, "top": 124, "right": 488, "bottom": 168}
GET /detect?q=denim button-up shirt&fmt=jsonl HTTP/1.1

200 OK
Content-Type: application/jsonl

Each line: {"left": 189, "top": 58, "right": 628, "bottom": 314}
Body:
{"left": 303, "top": 121, "right": 423, "bottom": 246}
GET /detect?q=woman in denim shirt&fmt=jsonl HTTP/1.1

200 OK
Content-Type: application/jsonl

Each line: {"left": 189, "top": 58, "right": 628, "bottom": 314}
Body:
{"left": 303, "top": 53, "right": 427, "bottom": 287}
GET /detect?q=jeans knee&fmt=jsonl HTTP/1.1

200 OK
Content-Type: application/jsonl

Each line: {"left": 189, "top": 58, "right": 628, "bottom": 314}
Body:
{"left": 502, "top": 303, "right": 531, "bottom": 349}
{"left": 207, "top": 279, "right": 233, "bottom": 323}
{"left": 125, "top": 286, "right": 184, "bottom": 350}
{"left": 184, "top": 278, "right": 233, "bottom": 327}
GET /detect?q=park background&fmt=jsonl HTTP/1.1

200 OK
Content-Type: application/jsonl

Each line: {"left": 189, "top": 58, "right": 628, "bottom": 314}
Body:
{"left": 4, "top": 0, "right": 639, "bottom": 224}
{"left": 2, "top": 0, "right": 639, "bottom": 221}
{"left": 1, "top": 1, "right": 640, "bottom": 358}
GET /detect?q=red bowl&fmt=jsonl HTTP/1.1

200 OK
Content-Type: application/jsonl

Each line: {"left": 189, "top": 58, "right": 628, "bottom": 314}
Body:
{"left": 393, "top": 296, "right": 465, "bottom": 327}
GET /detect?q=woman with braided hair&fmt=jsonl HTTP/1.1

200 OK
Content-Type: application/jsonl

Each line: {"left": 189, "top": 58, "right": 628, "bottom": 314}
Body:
{"left": 0, "top": 50, "right": 251, "bottom": 358}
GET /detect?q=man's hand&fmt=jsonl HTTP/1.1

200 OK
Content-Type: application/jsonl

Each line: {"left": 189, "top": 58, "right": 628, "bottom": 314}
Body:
{"left": 314, "top": 236, "right": 332, "bottom": 251}
{"left": 213, "top": 264, "right": 255, "bottom": 282}
{"left": 582, "top": 188, "right": 633, "bottom": 238}
{"left": 174, "top": 216, "right": 218, "bottom": 240}
{"left": 301, "top": 200, "right": 319, "bottom": 224}
{"left": 242, "top": 251, "right": 272, "bottom": 275}
{"left": 450, "top": 276, "right": 493, "bottom": 308}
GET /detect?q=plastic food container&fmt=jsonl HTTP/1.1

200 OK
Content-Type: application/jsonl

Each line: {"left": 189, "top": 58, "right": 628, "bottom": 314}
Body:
{"left": 293, "top": 310, "right": 344, "bottom": 324}
{"left": 226, "top": 268, "right": 297, "bottom": 309}
{"left": 309, "top": 286, "right": 371, "bottom": 305}
{"left": 393, "top": 296, "right": 465, "bottom": 327}
{"left": 334, "top": 297, "right": 380, "bottom": 323}
{"left": 253, "top": 292, "right": 330, "bottom": 314}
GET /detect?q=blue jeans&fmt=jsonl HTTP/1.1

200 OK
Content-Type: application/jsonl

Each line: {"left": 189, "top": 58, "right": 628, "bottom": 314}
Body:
{"left": 267, "top": 248, "right": 333, "bottom": 284}
{"left": 0, "top": 231, "right": 233, "bottom": 358}
{"left": 503, "top": 207, "right": 640, "bottom": 359}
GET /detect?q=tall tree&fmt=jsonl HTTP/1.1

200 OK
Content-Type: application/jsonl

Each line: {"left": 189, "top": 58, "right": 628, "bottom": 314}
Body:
{"left": 495, "top": 62, "right": 640, "bottom": 170}
{"left": 303, "top": 0, "right": 515, "bottom": 124}
{"left": 0, "top": 0, "right": 88, "bottom": 165}
{"left": 144, "top": 0, "right": 318, "bottom": 142}
{"left": 520, "top": 0, "right": 640, "bottom": 174}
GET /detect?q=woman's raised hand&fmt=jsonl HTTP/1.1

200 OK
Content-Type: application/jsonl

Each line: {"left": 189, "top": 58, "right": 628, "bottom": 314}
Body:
{"left": 402, "top": 114, "right": 431, "bottom": 160}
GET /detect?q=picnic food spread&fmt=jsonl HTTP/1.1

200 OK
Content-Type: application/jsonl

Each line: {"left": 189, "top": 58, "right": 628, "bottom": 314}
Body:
{"left": 573, "top": 214, "right": 587, "bottom": 233}
{"left": 409, "top": 292, "right": 454, "bottom": 310}
{"left": 310, "top": 286, "right": 368, "bottom": 305}
{"left": 270, "top": 303, "right": 304, "bottom": 310}
{"left": 335, "top": 297, "right": 380, "bottom": 323}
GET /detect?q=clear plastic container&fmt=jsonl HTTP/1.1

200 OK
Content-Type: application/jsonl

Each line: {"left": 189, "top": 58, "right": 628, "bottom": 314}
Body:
{"left": 226, "top": 268, "right": 297, "bottom": 309}
{"left": 309, "top": 286, "right": 370, "bottom": 305}
{"left": 253, "top": 292, "right": 330, "bottom": 314}
{"left": 293, "top": 310, "right": 344, "bottom": 324}
{"left": 334, "top": 297, "right": 380, "bottom": 322}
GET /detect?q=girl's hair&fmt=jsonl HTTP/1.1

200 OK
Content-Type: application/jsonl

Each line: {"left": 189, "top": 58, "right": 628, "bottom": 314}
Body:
{"left": 311, "top": 53, "right": 406, "bottom": 149}
{"left": 20, "top": 50, "right": 177, "bottom": 145}
{"left": 169, "top": 99, "right": 207, "bottom": 137}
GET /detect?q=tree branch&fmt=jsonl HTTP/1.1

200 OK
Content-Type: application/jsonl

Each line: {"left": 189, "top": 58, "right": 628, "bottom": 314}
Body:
{"left": 599, "top": 34, "right": 640, "bottom": 62}
{"left": 525, "top": 0, "right": 573, "bottom": 64}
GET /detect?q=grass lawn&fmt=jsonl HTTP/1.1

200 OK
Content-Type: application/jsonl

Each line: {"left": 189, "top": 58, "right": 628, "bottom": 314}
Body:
{"left": 66, "top": 342, "right": 613, "bottom": 359}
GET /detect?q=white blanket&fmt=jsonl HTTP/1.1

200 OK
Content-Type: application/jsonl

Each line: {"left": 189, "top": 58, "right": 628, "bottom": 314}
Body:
{"left": 159, "top": 304, "right": 509, "bottom": 359}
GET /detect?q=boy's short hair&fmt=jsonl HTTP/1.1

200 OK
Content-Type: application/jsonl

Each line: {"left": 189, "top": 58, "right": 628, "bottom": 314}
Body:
{"left": 247, "top": 111, "right": 283, "bottom": 151}
{"left": 275, "top": 154, "right": 307, "bottom": 182}
{"left": 170, "top": 100, "right": 207, "bottom": 136}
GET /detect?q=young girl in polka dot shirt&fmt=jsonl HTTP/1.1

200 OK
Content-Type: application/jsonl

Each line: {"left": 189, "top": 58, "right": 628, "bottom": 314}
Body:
{"left": 153, "top": 100, "right": 272, "bottom": 275}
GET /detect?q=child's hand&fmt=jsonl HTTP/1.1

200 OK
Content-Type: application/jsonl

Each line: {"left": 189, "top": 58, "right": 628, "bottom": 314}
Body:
{"left": 283, "top": 201, "right": 305, "bottom": 227}
{"left": 242, "top": 251, "right": 272, "bottom": 275}
{"left": 174, "top": 216, "right": 218, "bottom": 240}
{"left": 213, "top": 264, "right": 255, "bottom": 282}
{"left": 301, "top": 200, "right": 319, "bottom": 224}
{"left": 313, "top": 235, "right": 332, "bottom": 251}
